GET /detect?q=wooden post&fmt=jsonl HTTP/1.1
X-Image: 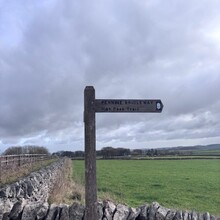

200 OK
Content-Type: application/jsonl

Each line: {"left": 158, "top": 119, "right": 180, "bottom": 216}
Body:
{"left": 83, "top": 86, "right": 163, "bottom": 220}
{"left": 84, "top": 86, "right": 97, "bottom": 220}
{"left": 18, "top": 155, "right": 21, "bottom": 166}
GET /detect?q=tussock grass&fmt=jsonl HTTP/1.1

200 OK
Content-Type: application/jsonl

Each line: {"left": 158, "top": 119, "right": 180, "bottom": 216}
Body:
{"left": 48, "top": 159, "right": 85, "bottom": 205}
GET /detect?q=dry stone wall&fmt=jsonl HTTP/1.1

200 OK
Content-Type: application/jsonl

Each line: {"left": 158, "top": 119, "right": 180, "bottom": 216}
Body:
{"left": 0, "top": 159, "right": 219, "bottom": 220}
{"left": 2, "top": 200, "right": 219, "bottom": 220}
{"left": 0, "top": 158, "right": 67, "bottom": 220}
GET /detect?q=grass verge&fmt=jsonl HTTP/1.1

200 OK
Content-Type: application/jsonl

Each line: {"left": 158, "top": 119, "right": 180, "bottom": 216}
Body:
{"left": 48, "top": 159, "right": 85, "bottom": 205}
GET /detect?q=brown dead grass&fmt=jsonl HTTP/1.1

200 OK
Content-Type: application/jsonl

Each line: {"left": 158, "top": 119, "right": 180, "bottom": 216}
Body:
{"left": 0, "top": 159, "right": 56, "bottom": 187}
{"left": 49, "top": 159, "right": 121, "bottom": 206}
{"left": 48, "top": 159, "right": 85, "bottom": 205}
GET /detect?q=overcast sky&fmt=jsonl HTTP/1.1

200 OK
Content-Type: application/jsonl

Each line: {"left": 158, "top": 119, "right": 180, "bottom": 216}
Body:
{"left": 1, "top": 0, "right": 220, "bottom": 153}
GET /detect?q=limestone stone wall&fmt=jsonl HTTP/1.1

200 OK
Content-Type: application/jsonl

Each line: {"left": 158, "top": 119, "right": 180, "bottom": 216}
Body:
{"left": 0, "top": 158, "right": 67, "bottom": 220}
{"left": 1, "top": 200, "right": 219, "bottom": 220}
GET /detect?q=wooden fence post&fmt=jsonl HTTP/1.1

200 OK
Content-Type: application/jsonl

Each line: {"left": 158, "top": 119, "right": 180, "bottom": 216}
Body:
{"left": 18, "top": 155, "right": 21, "bottom": 166}
{"left": 84, "top": 86, "right": 97, "bottom": 220}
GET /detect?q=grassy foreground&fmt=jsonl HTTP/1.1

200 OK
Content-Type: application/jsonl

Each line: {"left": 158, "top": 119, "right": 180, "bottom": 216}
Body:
{"left": 72, "top": 159, "right": 220, "bottom": 216}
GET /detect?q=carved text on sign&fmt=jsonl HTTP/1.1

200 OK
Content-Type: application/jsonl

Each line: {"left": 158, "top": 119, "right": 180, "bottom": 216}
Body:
{"left": 95, "top": 99, "right": 163, "bottom": 113}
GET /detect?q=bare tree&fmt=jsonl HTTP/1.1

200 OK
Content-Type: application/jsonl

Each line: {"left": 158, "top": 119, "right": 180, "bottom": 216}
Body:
{"left": 3, "top": 146, "right": 49, "bottom": 155}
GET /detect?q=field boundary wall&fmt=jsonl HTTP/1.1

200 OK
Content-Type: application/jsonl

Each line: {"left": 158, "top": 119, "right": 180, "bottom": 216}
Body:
{"left": 0, "top": 158, "right": 66, "bottom": 219}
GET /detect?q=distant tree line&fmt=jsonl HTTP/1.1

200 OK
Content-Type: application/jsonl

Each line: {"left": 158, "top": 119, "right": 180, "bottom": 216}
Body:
{"left": 1, "top": 145, "right": 193, "bottom": 158}
{"left": 97, "top": 147, "right": 130, "bottom": 159}
{"left": 132, "top": 149, "right": 158, "bottom": 156}
{"left": 52, "top": 147, "right": 131, "bottom": 159}
{"left": 136, "top": 149, "right": 192, "bottom": 156}
{"left": 52, "top": 146, "right": 194, "bottom": 159}
{"left": 52, "top": 150, "right": 84, "bottom": 158}
{"left": 3, "top": 146, "right": 49, "bottom": 155}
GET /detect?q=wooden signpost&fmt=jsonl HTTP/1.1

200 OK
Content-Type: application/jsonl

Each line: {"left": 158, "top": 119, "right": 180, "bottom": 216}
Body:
{"left": 84, "top": 86, "right": 163, "bottom": 220}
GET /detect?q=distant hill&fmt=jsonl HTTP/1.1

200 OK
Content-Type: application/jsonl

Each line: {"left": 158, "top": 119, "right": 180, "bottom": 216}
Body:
{"left": 157, "top": 144, "right": 220, "bottom": 156}
{"left": 162, "top": 144, "right": 220, "bottom": 151}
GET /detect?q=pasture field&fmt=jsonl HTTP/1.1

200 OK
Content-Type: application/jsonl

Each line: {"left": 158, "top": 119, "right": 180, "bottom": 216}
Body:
{"left": 72, "top": 159, "right": 220, "bottom": 216}
{"left": 192, "top": 150, "right": 220, "bottom": 155}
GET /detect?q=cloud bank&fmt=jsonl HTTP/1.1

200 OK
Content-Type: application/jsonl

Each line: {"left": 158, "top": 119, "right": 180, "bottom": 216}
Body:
{"left": 0, "top": 0, "right": 220, "bottom": 152}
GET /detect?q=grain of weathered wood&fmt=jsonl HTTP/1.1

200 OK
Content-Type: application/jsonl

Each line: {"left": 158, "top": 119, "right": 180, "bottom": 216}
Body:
{"left": 84, "top": 86, "right": 98, "bottom": 220}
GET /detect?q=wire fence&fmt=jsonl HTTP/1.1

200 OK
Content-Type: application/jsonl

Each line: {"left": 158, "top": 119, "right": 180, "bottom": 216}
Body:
{"left": 0, "top": 154, "right": 51, "bottom": 183}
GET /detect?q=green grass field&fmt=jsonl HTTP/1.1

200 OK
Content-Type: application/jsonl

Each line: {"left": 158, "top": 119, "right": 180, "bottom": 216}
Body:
{"left": 192, "top": 150, "right": 220, "bottom": 155}
{"left": 72, "top": 159, "right": 220, "bottom": 216}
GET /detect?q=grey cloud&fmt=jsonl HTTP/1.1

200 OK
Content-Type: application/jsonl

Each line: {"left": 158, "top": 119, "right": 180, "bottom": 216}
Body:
{"left": 1, "top": 0, "right": 220, "bottom": 152}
